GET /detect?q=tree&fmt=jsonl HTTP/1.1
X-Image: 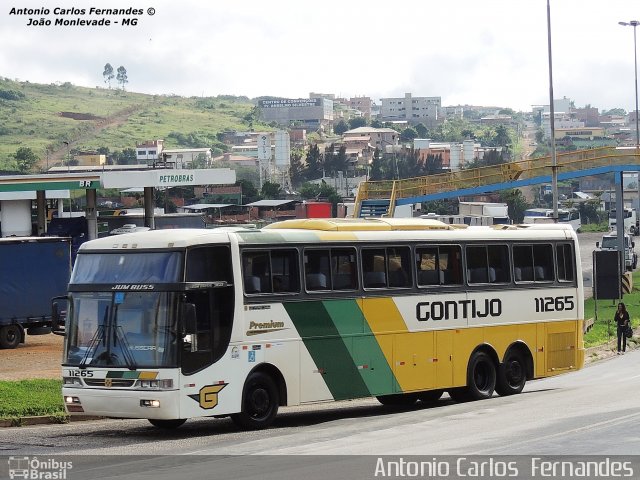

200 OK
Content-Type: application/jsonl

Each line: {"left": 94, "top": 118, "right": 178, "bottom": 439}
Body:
{"left": 498, "top": 189, "right": 529, "bottom": 223}
{"left": 414, "top": 123, "right": 428, "bottom": 138}
{"left": 236, "top": 179, "right": 259, "bottom": 204}
{"left": 260, "top": 181, "right": 281, "bottom": 199}
{"left": 305, "top": 144, "right": 323, "bottom": 180}
{"left": 289, "top": 151, "right": 306, "bottom": 187}
{"left": 116, "top": 66, "right": 128, "bottom": 90}
{"left": 102, "top": 63, "right": 114, "bottom": 89}
{"left": 334, "top": 120, "right": 349, "bottom": 135}
{"left": 400, "top": 127, "right": 418, "bottom": 143}
{"left": 14, "top": 147, "right": 39, "bottom": 173}
{"left": 368, "top": 148, "right": 385, "bottom": 181}
{"left": 348, "top": 117, "right": 367, "bottom": 129}
{"left": 493, "top": 125, "right": 512, "bottom": 151}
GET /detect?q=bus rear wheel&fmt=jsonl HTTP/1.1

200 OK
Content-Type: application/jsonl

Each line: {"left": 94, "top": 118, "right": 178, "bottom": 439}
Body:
{"left": 231, "top": 372, "right": 279, "bottom": 430}
{"left": 495, "top": 351, "right": 526, "bottom": 396}
{"left": 449, "top": 351, "right": 496, "bottom": 402}
{"left": 148, "top": 419, "right": 186, "bottom": 429}
{"left": 376, "top": 393, "right": 419, "bottom": 406}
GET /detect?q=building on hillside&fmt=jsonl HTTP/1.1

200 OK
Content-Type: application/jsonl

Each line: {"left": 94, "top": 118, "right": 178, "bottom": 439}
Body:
{"left": 136, "top": 140, "right": 164, "bottom": 163}
{"left": 413, "top": 139, "right": 502, "bottom": 171}
{"left": 214, "top": 153, "right": 258, "bottom": 168}
{"left": 194, "top": 185, "right": 244, "bottom": 205}
{"left": 75, "top": 153, "right": 106, "bottom": 166}
{"left": 541, "top": 112, "right": 584, "bottom": 139}
{"left": 441, "top": 106, "right": 464, "bottom": 120}
{"left": 346, "top": 96, "right": 373, "bottom": 120}
{"left": 258, "top": 98, "right": 333, "bottom": 131}
{"left": 379, "top": 93, "right": 441, "bottom": 126}
{"left": 161, "top": 148, "right": 212, "bottom": 168}
{"left": 343, "top": 127, "right": 398, "bottom": 149}
{"left": 573, "top": 106, "right": 600, "bottom": 127}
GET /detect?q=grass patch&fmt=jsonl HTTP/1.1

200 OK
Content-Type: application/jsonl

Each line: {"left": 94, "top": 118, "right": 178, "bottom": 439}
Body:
{"left": 578, "top": 222, "right": 609, "bottom": 233}
{"left": 584, "top": 270, "right": 640, "bottom": 347}
{"left": 0, "top": 379, "right": 64, "bottom": 420}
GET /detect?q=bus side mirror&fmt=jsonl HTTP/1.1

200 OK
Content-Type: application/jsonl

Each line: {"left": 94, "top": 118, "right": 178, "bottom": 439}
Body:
{"left": 51, "top": 296, "right": 68, "bottom": 336}
{"left": 182, "top": 303, "right": 197, "bottom": 335}
{"left": 595, "top": 242, "right": 599, "bottom": 248}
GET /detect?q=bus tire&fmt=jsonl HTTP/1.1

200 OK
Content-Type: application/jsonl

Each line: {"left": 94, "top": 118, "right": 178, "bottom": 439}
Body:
{"left": 0, "top": 325, "right": 21, "bottom": 349}
{"left": 148, "top": 419, "right": 186, "bottom": 429}
{"left": 231, "top": 372, "right": 279, "bottom": 430}
{"left": 466, "top": 351, "right": 496, "bottom": 400}
{"left": 418, "top": 390, "right": 443, "bottom": 403}
{"left": 376, "top": 393, "right": 418, "bottom": 406}
{"left": 495, "top": 351, "right": 527, "bottom": 396}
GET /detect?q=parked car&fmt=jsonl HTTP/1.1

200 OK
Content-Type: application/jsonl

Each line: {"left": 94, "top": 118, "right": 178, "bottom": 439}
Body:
{"left": 597, "top": 232, "right": 637, "bottom": 271}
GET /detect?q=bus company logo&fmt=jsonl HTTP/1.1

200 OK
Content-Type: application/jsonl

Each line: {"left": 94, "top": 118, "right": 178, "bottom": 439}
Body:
{"left": 111, "top": 284, "right": 155, "bottom": 291}
{"left": 8, "top": 456, "right": 73, "bottom": 479}
{"left": 188, "top": 384, "right": 227, "bottom": 410}
{"left": 246, "top": 320, "right": 286, "bottom": 336}
{"left": 416, "top": 298, "right": 502, "bottom": 322}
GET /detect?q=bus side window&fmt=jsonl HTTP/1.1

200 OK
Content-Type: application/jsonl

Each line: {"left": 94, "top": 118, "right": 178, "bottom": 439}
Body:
{"left": 331, "top": 248, "right": 358, "bottom": 290}
{"left": 242, "top": 251, "right": 271, "bottom": 294}
{"left": 187, "top": 247, "right": 232, "bottom": 283}
{"left": 362, "top": 248, "right": 387, "bottom": 288}
{"left": 466, "top": 244, "right": 509, "bottom": 284}
{"left": 556, "top": 243, "right": 575, "bottom": 282}
{"left": 271, "top": 249, "right": 299, "bottom": 293}
{"left": 305, "top": 250, "right": 331, "bottom": 291}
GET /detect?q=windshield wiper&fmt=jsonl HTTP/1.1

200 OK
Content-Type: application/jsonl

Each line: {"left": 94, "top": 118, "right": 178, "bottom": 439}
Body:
{"left": 79, "top": 325, "right": 105, "bottom": 369}
{"left": 114, "top": 325, "right": 137, "bottom": 370}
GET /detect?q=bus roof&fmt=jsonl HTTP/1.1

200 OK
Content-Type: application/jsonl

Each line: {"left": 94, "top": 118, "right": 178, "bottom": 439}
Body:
{"left": 263, "top": 218, "right": 452, "bottom": 231}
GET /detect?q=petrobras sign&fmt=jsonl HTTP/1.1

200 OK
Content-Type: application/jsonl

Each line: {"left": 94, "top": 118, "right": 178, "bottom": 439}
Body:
{"left": 101, "top": 169, "right": 236, "bottom": 188}
{"left": 157, "top": 172, "right": 195, "bottom": 185}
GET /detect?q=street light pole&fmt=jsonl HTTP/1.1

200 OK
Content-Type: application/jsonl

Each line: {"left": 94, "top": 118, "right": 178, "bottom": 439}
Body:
{"left": 619, "top": 20, "right": 640, "bottom": 215}
{"left": 547, "top": 0, "right": 559, "bottom": 221}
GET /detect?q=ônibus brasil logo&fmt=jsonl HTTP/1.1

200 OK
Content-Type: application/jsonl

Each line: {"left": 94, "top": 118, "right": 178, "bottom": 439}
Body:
{"left": 7, "top": 456, "right": 72, "bottom": 479}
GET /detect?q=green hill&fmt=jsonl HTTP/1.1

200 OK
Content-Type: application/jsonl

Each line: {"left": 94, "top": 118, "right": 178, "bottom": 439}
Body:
{"left": 0, "top": 77, "right": 260, "bottom": 171}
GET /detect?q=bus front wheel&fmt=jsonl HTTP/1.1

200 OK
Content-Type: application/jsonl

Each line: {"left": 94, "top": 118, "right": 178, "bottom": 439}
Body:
{"left": 231, "top": 372, "right": 279, "bottom": 430}
{"left": 495, "top": 351, "right": 526, "bottom": 396}
{"left": 148, "top": 419, "right": 186, "bottom": 429}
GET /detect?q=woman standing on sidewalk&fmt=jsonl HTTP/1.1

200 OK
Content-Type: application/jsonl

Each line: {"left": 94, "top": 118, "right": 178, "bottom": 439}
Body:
{"left": 615, "top": 302, "right": 630, "bottom": 354}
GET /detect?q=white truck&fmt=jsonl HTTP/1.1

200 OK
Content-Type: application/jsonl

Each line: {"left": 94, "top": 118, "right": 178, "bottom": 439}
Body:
{"left": 597, "top": 232, "right": 637, "bottom": 271}
{"left": 609, "top": 208, "right": 637, "bottom": 236}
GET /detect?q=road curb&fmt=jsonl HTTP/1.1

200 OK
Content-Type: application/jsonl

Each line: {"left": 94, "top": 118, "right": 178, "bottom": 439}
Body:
{"left": 0, "top": 415, "right": 104, "bottom": 428}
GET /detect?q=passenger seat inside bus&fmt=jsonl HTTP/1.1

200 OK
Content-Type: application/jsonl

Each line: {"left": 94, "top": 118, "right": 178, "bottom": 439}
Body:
{"left": 244, "top": 275, "right": 262, "bottom": 293}
{"left": 467, "top": 267, "right": 496, "bottom": 283}
{"left": 364, "top": 271, "right": 387, "bottom": 288}
{"left": 418, "top": 270, "right": 444, "bottom": 285}
{"left": 306, "top": 273, "right": 328, "bottom": 290}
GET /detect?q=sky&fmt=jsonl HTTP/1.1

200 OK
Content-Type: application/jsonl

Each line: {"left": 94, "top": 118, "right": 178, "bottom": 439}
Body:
{"left": 1, "top": 0, "right": 639, "bottom": 113}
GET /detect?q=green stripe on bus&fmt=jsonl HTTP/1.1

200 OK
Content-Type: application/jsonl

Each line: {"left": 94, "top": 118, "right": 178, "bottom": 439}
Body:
{"left": 323, "top": 300, "right": 399, "bottom": 396}
{"left": 284, "top": 301, "right": 371, "bottom": 400}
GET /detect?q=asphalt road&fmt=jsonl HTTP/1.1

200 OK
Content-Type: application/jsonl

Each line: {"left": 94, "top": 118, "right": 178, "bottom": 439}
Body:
{"left": 1, "top": 349, "right": 637, "bottom": 458}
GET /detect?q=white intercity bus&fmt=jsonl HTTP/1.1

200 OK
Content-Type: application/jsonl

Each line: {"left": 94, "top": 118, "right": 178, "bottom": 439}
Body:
{"left": 55, "top": 218, "right": 585, "bottom": 429}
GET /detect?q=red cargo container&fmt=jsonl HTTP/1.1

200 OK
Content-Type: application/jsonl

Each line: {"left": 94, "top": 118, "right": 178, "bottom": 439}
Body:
{"left": 295, "top": 201, "right": 332, "bottom": 219}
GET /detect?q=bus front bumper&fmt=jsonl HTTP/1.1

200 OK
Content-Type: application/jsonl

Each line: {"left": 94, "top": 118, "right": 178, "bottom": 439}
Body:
{"left": 62, "top": 387, "right": 181, "bottom": 420}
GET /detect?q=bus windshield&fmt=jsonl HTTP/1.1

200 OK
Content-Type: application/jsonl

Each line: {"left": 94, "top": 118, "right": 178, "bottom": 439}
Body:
{"left": 70, "top": 252, "right": 183, "bottom": 284}
{"left": 64, "top": 291, "right": 179, "bottom": 368}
